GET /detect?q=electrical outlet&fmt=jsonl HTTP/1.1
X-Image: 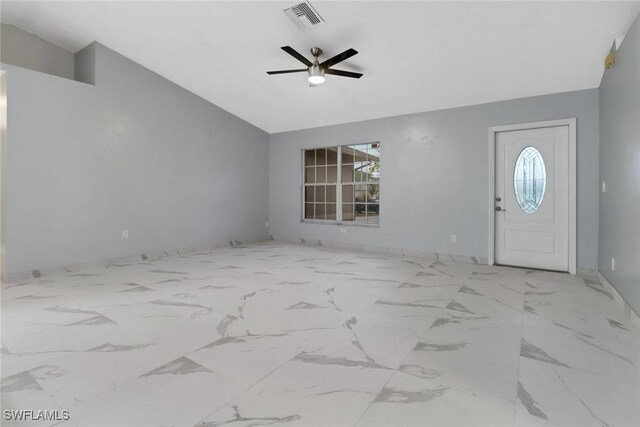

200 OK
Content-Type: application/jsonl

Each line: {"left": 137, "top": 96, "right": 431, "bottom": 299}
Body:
{"left": 265, "top": 221, "right": 270, "bottom": 229}
{"left": 611, "top": 258, "right": 615, "bottom": 271}
{"left": 451, "top": 234, "right": 458, "bottom": 244}
{"left": 602, "top": 181, "right": 606, "bottom": 193}
{"left": 122, "top": 229, "right": 129, "bottom": 239}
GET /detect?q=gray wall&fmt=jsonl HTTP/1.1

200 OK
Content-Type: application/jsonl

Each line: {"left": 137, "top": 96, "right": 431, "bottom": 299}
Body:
{"left": 74, "top": 44, "right": 95, "bottom": 85}
{"left": 599, "top": 14, "right": 640, "bottom": 313}
{"left": 269, "top": 89, "right": 600, "bottom": 269}
{"left": 1, "top": 73, "right": 6, "bottom": 276}
{"left": 0, "top": 24, "right": 74, "bottom": 80}
{"left": 2, "top": 42, "right": 269, "bottom": 275}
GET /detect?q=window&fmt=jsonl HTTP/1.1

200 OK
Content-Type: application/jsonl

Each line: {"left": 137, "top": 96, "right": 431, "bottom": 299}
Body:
{"left": 514, "top": 146, "right": 546, "bottom": 214}
{"left": 303, "top": 143, "right": 380, "bottom": 225}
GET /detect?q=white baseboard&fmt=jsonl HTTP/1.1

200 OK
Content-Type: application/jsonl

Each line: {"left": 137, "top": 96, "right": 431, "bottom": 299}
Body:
{"left": 2, "top": 239, "right": 261, "bottom": 284}
{"left": 597, "top": 270, "right": 640, "bottom": 330}
{"left": 274, "top": 235, "right": 488, "bottom": 266}
{"left": 576, "top": 266, "right": 597, "bottom": 277}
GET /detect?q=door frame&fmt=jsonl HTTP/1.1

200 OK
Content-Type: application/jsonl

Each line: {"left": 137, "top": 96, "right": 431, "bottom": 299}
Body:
{"left": 487, "top": 118, "right": 577, "bottom": 274}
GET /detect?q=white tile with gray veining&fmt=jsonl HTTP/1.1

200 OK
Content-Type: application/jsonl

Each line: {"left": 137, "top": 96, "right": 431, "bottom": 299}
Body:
{"left": 1, "top": 242, "right": 638, "bottom": 426}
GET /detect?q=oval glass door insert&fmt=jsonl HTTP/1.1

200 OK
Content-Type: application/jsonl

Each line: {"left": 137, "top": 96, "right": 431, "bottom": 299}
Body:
{"left": 513, "top": 146, "right": 546, "bottom": 213}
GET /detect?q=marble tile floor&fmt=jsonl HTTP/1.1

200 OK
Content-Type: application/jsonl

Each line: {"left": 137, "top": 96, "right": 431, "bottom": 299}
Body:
{"left": 1, "top": 242, "right": 638, "bottom": 427}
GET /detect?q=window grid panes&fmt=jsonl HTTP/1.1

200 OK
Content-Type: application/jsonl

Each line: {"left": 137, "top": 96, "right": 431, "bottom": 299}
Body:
{"left": 304, "top": 143, "right": 380, "bottom": 225}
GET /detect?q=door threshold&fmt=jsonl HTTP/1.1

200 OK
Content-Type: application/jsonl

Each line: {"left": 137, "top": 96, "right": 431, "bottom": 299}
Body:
{"left": 495, "top": 263, "right": 569, "bottom": 274}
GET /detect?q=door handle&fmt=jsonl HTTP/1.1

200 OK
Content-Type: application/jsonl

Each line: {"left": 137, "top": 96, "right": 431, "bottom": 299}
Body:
{"left": 495, "top": 197, "right": 502, "bottom": 202}
{"left": 495, "top": 206, "right": 506, "bottom": 212}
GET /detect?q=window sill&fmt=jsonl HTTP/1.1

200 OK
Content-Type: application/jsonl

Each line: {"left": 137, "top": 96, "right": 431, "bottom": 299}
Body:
{"left": 301, "top": 219, "right": 380, "bottom": 228}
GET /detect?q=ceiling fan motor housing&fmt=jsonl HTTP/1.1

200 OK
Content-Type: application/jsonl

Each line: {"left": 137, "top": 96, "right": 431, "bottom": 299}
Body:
{"left": 308, "top": 47, "right": 324, "bottom": 82}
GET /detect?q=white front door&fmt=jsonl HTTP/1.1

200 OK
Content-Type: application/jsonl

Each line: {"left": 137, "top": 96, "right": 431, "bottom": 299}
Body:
{"left": 494, "top": 125, "right": 570, "bottom": 272}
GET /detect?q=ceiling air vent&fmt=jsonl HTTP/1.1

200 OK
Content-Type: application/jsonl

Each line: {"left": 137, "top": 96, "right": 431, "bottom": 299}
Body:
{"left": 284, "top": 1, "right": 325, "bottom": 30}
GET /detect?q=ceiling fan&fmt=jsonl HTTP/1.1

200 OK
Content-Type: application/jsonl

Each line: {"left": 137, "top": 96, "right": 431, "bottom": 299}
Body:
{"left": 267, "top": 46, "right": 363, "bottom": 86}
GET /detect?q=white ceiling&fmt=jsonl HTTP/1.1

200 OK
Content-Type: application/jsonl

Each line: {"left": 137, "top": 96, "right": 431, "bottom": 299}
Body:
{"left": 2, "top": 1, "right": 639, "bottom": 133}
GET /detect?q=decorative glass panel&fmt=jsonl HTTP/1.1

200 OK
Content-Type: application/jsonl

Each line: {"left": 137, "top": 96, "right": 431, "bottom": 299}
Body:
{"left": 514, "top": 146, "right": 546, "bottom": 214}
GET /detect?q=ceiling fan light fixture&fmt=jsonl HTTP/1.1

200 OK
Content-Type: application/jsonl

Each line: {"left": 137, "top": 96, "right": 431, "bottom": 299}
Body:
{"left": 308, "top": 64, "right": 325, "bottom": 84}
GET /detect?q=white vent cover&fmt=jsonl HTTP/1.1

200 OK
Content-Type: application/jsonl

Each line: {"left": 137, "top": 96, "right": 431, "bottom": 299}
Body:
{"left": 284, "top": 1, "right": 324, "bottom": 29}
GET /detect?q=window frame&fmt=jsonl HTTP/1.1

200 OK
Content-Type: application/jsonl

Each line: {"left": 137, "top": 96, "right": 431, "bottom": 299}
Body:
{"left": 301, "top": 142, "right": 380, "bottom": 228}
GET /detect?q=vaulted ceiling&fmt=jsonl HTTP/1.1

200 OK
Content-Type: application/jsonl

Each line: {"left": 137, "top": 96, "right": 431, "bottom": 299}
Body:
{"left": 2, "top": 1, "right": 639, "bottom": 133}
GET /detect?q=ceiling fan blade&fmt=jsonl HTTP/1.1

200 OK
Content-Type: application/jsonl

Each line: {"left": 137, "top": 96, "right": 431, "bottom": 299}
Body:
{"left": 325, "top": 68, "right": 363, "bottom": 79}
{"left": 319, "top": 48, "right": 358, "bottom": 68}
{"left": 281, "top": 46, "right": 312, "bottom": 67}
{"left": 267, "top": 69, "right": 308, "bottom": 75}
